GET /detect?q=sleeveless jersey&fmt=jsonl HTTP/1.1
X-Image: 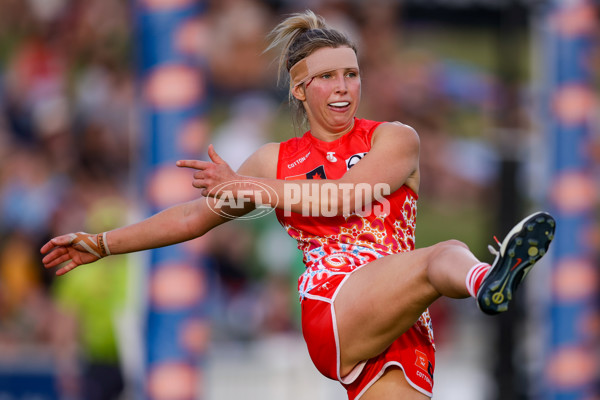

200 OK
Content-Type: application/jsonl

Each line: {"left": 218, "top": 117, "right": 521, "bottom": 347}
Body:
{"left": 276, "top": 118, "right": 417, "bottom": 266}
{"left": 275, "top": 118, "right": 434, "bottom": 346}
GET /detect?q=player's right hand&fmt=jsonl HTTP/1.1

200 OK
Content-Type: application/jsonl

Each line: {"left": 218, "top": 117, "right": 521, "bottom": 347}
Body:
{"left": 40, "top": 232, "right": 103, "bottom": 276}
{"left": 177, "top": 144, "right": 239, "bottom": 198}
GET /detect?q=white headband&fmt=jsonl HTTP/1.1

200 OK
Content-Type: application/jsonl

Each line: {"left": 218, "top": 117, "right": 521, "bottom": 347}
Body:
{"left": 289, "top": 47, "right": 359, "bottom": 88}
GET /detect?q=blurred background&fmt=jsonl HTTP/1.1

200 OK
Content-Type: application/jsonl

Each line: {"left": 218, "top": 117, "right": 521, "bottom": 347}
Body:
{"left": 0, "top": 0, "right": 598, "bottom": 399}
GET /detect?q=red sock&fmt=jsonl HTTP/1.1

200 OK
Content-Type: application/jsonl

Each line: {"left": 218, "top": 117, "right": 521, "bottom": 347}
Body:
{"left": 465, "top": 263, "right": 491, "bottom": 298}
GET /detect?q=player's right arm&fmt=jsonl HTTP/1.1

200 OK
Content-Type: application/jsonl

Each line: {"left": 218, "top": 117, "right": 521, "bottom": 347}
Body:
{"left": 40, "top": 197, "right": 241, "bottom": 275}
{"left": 41, "top": 142, "right": 280, "bottom": 276}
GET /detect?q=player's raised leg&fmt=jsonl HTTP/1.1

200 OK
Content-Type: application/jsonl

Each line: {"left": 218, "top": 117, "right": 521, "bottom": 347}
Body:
{"left": 334, "top": 211, "right": 555, "bottom": 378}
{"left": 334, "top": 239, "right": 479, "bottom": 377}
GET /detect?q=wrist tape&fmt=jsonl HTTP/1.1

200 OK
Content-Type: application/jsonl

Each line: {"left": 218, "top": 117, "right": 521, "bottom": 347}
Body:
{"left": 69, "top": 232, "right": 111, "bottom": 258}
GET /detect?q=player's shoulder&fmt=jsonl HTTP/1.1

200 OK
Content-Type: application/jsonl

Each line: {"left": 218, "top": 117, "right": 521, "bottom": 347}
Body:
{"left": 252, "top": 142, "right": 280, "bottom": 166}
{"left": 255, "top": 142, "right": 281, "bottom": 156}
{"left": 372, "top": 121, "right": 420, "bottom": 146}
{"left": 378, "top": 121, "right": 418, "bottom": 135}
{"left": 238, "top": 142, "right": 280, "bottom": 178}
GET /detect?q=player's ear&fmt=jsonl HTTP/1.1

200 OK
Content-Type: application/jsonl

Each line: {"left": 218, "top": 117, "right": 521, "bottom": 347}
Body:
{"left": 291, "top": 84, "right": 306, "bottom": 102}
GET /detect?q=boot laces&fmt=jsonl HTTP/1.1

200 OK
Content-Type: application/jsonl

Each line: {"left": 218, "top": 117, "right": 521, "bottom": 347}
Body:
{"left": 487, "top": 236, "right": 502, "bottom": 257}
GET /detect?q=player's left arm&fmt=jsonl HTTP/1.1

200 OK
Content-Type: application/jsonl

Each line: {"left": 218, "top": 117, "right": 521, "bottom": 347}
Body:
{"left": 178, "top": 122, "right": 418, "bottom": 216}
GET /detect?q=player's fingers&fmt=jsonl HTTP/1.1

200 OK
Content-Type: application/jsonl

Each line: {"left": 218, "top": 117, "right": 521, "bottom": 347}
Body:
{"left": 176, "top": 160, "right": 210, "bottom": 170}
{"left": 41, "top": 245, "right": 67, "bottom": 262}
{"left": 43, "top": 251, "right": 72, "bottom": 269}
{"left": 40, "top": 234, "right": 72, "bottom": 254}
{"left": 40, "top": 241, "right": 55, "bottom": 254}
{"left": 56, "top": 261, "right": 78, "bottom": 276}
{"left": 193, "top": 171, "right": 205, "bottom": 180}
{"left": 191, "top": 182, "right": 209, "bottom": 197}
{"left": 192, "top": 179, "right": 207, "bottom": 190}
{"left": 207, "top": 144, "right": 226, "bottom": 165}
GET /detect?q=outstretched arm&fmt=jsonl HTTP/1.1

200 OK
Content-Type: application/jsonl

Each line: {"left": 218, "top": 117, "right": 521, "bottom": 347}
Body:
{"left": 40, "top": 197, "right": 243, "bottom": 275}
{"left": 40, "top": 143, "right": 280, "bottom": 276}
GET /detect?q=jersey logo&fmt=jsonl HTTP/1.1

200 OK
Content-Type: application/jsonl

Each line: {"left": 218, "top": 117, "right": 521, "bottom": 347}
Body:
{"left": 285, "top": 165, "right": 327, "bottom": 180}
{"left": 415, "top": 349, "right": 434, "bottom": 379}
{"left": 346, "top": 152, "right": 368, "bottom": 170}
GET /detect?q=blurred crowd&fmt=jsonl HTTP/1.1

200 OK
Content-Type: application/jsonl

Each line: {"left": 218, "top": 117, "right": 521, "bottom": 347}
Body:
{"left": 0, "top": 0, "right": 135, "bottom": 397}
{"left": 0, "top": 0, "right": 597, "bottom": 399}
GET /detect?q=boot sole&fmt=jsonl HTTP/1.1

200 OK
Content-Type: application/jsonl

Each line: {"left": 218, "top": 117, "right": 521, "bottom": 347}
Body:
{"left": 478, "top": 212, "right": 556, "bottom": 315}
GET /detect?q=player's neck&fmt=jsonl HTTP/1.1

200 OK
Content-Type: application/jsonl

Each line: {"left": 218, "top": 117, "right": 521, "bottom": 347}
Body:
{"left": 309, "top": 118, "right": 355, "bottom": 142}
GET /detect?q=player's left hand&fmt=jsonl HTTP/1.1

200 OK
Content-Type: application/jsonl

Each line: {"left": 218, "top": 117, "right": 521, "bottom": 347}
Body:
{"left": 177, "top": 145, "right": 239, "bottom": 197}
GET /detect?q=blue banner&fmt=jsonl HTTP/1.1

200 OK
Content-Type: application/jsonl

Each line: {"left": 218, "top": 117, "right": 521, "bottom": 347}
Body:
{"left": 542, "top": 1, "right": 599, "bottom": 399}
{"left": 133, "top": 0, "right": 211, "bottom": 399}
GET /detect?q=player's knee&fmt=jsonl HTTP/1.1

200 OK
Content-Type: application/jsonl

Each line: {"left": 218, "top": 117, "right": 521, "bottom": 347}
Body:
{"left": 429, "top": 239, "right": 470, "bottom": 259}
{"left": 442, "top": 239, "right": 469, "bottom": 251}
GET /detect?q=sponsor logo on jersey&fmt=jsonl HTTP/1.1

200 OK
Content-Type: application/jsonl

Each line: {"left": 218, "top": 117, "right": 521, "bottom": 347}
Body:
{"left": 285, "top": 165, "right": 327, "bottom": 180}
{"left": 287, "top": 151, "right": 311, "bottom": 169}
{"left": 346, "top": 152, "right": 368, "bottom": 170}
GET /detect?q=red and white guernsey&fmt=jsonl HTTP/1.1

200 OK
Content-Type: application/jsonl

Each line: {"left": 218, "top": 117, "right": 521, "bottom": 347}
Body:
{"left": 275, "top": 118, "right": 434, "bottom": 347}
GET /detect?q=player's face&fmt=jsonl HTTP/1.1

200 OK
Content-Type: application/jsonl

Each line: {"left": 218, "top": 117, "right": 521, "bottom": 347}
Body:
{"left": 302, "top": 66, "right": 361, "bottom": 137}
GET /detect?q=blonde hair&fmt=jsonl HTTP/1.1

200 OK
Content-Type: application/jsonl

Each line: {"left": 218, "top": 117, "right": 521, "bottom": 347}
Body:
{"left": 266, "top": 10, "right": 357, "bottom": 129}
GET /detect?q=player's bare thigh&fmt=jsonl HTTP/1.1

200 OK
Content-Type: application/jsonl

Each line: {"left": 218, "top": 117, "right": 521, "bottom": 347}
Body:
{"left": 361, "top": 368, "right": 429, "bottom": 400}
{"left": 335, "top": 240, "right": 473, "bottom": 376}
{"left": 334, "top": 246, "right": 437, "bottom": 375}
